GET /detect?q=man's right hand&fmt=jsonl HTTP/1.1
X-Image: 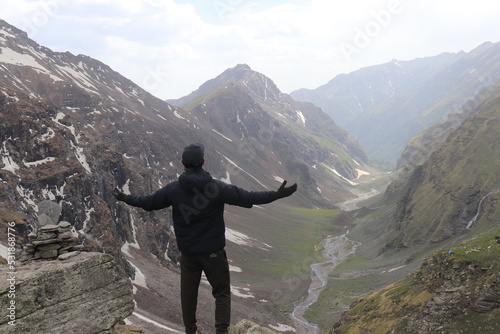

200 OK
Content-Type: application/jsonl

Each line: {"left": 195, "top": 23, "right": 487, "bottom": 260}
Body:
{"left": 113, "top": 187, "right": 127, "bottom": 201}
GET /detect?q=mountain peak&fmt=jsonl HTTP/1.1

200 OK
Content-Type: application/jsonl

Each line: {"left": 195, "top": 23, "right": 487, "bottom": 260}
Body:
{"left": 234, "top": 63, "right": 252, "bottom": 70}
{"left": 0, "top": 19, "right": 30, "bottom": 44}
{"left": 168, "top": 63, "right": 282, "bottom": 106}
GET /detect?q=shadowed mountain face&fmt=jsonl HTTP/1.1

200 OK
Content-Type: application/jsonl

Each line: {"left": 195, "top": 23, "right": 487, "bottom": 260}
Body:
{"left": 291, "top": 41, "right": 500, "bottom": 169}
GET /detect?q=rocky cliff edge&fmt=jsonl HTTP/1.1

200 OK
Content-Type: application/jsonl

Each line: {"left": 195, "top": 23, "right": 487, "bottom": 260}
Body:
{"left": 0, "top": 252, "right": 134, "bottom": 334}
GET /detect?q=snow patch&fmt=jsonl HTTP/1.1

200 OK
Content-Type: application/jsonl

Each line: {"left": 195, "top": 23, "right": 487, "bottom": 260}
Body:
{"left": 231, "top": 285, "right": 254, "bottom": 299}
{"left": 221, "top": 154, "right": 268, "bottom": 189}
{"left": 39, "top": 127, "right": 55, "bottom": 142}
{"left": 70, "top": 141, "right": 92, "bottom": 174}
{"left": 229, "top": 264, "right": 242, "bottom": 273}
{"left": 226, "top": 228, "right": 252, "bottom": 246}
{"left": 121, "top": 242, "right": 136, "bottom": 259}
{"left": 355, "top": 169, "right": 370, "bottom": 179}
{"left": 296, "top": 110, "right": 306, "bottom": 126}
{"left": 0, "top": 242, "right": 8, "bottom": 259}
{"left": 272, "top": 175, "right": 284, "bottom": 183}
{"left": 1, "top": 140, "right": 19, "bottom": 174}
{"left": 120, "top": 213, "right": 141, "bottom": 257}
{"left": 55, "top": 64, "right": 99, "bottom": 93}
{"left": 382, "top": 265, "right": 406, "bottom": 273}
{"left": 128, "top": 260, "right": 148, "bottom": 289}
{"left": 42, "top": 182, "right": 66, "bottom": 201}
{"left": 321, "top": 163, "right": 358, "bottom": 186}
{"left": 269, "top": 323, "right": 296, "bottom": 332}
{"left": 220, "top": 170, "right": 231, "bottom": 184}
{"left": 78, "top": 203, "right": 95, "bottom": 234}
{"left": 212, "top": 129, "right": 233, "bottom": 142}
{"left": 130, "top": 312, "right": 183, "bottom": 333}
{"left": 129, "top": 213, "right": 140, "bottom": 248}
{"left": 0, "top": 47, "right": 62, "bottom": 83}
{"left": 23, "top": 157, "right": 56, "bottom": 167}
{"left": 52, "top": 112, "right": 78, "bottom": 140}
{"left": 173, "top": 110, "right": 187, "bottom": 120}
{"left": 226, "top": 227, "right": 272, "bottom": 250}
{"left": 16, "top": 185, "right": 38, "bottom": 211}
{"left": 52, "top": 115, "right": 90, "bottom": 173}
{"left": 0, "top": 28, "right": 16, "bottom": 39}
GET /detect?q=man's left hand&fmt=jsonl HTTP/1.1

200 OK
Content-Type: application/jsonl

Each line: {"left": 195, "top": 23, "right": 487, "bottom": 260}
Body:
{"left": 113, "top": 187, "right": 127, "bottom": 201}
{"left": 276, "top": 180, "right": 297, "bottom": 198}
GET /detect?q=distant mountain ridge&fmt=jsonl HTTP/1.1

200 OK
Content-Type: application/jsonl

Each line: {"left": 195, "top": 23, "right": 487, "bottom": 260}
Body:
{"left": 291, "top": 41, "right": 500, "bottom": 169}
{"left": 396, "top": 82, "right": 498, "bottom": 169}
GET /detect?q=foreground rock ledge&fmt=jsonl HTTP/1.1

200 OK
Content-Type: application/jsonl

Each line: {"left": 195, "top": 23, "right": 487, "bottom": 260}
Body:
{"left": 231, "top": 320, "right": 279, "bottom": 334}
{"left": 0, "top": 252, "right": 134, "bottom": 334}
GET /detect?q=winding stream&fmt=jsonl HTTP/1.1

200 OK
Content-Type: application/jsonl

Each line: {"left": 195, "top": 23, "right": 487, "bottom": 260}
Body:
{"left": 291, "top": 233, "right": 360, "bottom": 333}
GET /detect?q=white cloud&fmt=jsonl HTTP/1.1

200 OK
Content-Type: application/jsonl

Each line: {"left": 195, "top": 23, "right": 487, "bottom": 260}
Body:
{"left": 1, "top": 0, "right": 499, "bottom": 99}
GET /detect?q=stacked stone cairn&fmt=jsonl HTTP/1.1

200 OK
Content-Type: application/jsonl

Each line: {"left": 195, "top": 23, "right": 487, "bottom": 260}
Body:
{"left": 22, "top": 200, "right": 84, "bottom": 261}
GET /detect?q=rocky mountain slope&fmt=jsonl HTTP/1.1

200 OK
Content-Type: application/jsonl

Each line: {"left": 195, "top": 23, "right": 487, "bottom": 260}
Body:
{"left": 291, "top": 41, "right": 500, "bottom": 169}
{"left": 384, "top": 82, "right": 500, "bottom": 250}
{"left": 333, "top": 229, "right": 500, "bottom": 334}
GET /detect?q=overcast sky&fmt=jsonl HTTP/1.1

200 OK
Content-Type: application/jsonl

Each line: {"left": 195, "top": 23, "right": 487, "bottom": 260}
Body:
{"left": 1, "top": 0, "right": 499, "bottom": 100}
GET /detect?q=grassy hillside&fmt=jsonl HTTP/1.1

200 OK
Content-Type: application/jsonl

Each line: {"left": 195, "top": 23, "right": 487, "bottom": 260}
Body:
{"left": 332, "top": 227, "right": 500, "bottom": 334}
{"left": 387, "top": 86, "right": 500, "bottom": 249}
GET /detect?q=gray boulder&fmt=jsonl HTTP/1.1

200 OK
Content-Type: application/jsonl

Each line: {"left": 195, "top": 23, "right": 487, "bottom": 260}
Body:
{"left": 37, "top": 200, "right": 62, "bottom": 225}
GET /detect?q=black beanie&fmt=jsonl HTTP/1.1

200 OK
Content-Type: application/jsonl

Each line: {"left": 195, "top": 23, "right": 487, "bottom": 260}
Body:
{"left": 182, "top": 143, "right": 204, "bottom": 168}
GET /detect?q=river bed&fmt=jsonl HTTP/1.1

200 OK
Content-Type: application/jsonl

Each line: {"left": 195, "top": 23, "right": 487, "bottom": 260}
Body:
{"left": 291, "top": 233, "right": 360, "bottom": 333}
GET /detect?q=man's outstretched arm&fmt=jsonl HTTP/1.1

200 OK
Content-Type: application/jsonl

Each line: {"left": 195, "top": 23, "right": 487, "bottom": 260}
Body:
{"left": 221, "top": 180, "right": 297, "bottom": 208}
{"left": 113, "top": 186, "right": 171, "bottom": 211}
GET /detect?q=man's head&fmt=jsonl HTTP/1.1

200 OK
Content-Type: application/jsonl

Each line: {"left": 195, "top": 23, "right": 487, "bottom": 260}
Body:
{"left": 182, "top": 143, "right": 205, "bottom": 169}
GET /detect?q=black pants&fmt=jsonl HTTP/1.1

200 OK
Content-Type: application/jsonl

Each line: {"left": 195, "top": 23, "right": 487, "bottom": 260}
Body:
{"left": 181, "top": 248, "right": 231, "bottom": 334}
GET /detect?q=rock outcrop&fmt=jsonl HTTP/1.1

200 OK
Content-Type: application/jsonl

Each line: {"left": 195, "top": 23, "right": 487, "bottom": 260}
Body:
{"left": 230, "top": 319, "right": 279, "bottom": 334}
{"left": 23, "top": 221, "right": 82, "bottom": 261}
{"left": 0, "top": 252, "right": 134, "bottom": 334}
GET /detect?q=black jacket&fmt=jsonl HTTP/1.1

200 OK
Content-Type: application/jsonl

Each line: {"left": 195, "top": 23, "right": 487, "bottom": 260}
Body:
{"left": 123, "top": 169, "right": 279, "bottom": 254}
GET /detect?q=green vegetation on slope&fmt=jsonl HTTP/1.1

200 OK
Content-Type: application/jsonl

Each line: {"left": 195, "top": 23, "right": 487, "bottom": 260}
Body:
{"left": 227, "top": 205, "right": 345, "bottom": 316}
{"left": 389, "top": 89, "right": 500, "bottom": 249}
{"left": 332, "top": 228, "right": 500, "bottom": 334}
